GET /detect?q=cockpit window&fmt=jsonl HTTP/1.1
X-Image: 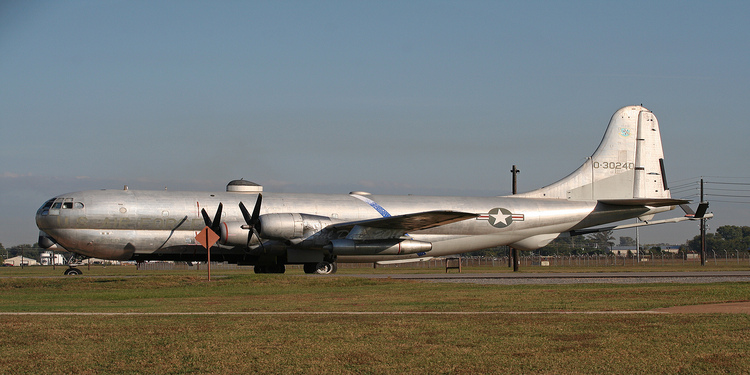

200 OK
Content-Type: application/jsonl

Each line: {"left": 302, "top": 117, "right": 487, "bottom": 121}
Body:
{"left": 40, "top": 199, "right": 54, "bottom": 215}
{"left": 41, "top": 199, "right": 54, "bottom": 210}
{"left": 39, "top": 198, "right": 83, "bottom": 216}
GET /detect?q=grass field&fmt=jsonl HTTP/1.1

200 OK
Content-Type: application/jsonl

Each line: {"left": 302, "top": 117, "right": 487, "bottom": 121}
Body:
{"left": 1, "top": 266, "right": 749, "bottom": 374}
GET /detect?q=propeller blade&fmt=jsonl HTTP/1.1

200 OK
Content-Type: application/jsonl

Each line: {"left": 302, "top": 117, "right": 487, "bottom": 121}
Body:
{"left": 239, "top": 202, "right": 255, "bottom": 247}
{"left": 201, "top": 203, "right": 223, "bottom": 235}
{"left": 201, "top": 208, "right": 212, "bottom": 228}
{"left": 211, "top": 203, "right": 223, "bottom": 232}
{"left": 239, "top": 201, "right": 252, "bottom": 225}
{"left": 252, "top": 227, "right": 266, "bottom": 252}
{"left": 251, "top": 194, "right": 262, "bottom": 225}
{"left": 239, "top": 194, "right": 264, "bottom": 249}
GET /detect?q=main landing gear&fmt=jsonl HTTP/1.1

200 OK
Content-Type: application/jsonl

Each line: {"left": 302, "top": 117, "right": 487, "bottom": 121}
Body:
{"left": 303, "top": 261, "right": 337, "bottom": 275}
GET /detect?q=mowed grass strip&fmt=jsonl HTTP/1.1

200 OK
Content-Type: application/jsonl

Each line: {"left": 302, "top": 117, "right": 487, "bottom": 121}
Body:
{"left": 2, "top": 276, "right": 750, "bottom": 374}
{"left": 1, "top": 314, "right": 749, "bottom": 374}
{"left": 1, "top": 275, "right": 749, "bottom": 313}
{"left": 2, "top": 262, "right": 750, "bottom": 278}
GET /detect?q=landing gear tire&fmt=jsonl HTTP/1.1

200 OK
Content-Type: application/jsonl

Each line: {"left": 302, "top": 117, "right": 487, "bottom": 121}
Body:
{"left": 64, "top": 267, "right": 82, "bottom": 276}
{"left": 314, "top": 262, "right": 337, "bottom": 275}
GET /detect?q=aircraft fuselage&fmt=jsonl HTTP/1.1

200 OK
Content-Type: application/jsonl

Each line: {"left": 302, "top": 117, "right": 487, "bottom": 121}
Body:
{"left": 35, "top": 106, "right": 691, "bottom": 274}
{"left": 36, "top": 188, "right": 653, "bottom": 265}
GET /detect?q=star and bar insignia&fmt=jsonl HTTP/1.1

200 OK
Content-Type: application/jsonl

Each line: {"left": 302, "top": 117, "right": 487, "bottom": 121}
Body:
{"left": 477, "top": 207, "right": 524, "bottom": 228}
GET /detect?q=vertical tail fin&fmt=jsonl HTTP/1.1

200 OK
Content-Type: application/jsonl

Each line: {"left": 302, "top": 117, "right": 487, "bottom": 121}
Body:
{"left": 517, "top": 105, "right": 671, "bottom": 201}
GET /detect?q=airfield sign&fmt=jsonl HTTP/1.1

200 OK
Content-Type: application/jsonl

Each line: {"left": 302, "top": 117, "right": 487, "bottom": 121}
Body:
{"left": 196, "top": 227, "right": 220, "bottom": 281}
{"left": 196, "top": 227, "right": 220, "bottom": 249}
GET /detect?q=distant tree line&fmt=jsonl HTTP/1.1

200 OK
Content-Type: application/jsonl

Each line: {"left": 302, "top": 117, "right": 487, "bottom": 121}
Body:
{"left": 683, "top": 225, "right": 750, "bottom": 254}
{"left": 466, "top": 225, "right": 750, "bottom": 257}
{"left": 1, "top": 225, "right": 748, "bottom": 263}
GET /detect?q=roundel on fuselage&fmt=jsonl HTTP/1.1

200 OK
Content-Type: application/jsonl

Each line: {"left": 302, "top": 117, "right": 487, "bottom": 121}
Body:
{"left": 487, "top": 207, "right": 513, "bottom": 228}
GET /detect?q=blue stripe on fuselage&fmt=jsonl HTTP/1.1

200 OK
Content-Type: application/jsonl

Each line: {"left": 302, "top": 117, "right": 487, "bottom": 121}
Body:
{"left": 350, "top": 194, "right": 391, "bottom": 217}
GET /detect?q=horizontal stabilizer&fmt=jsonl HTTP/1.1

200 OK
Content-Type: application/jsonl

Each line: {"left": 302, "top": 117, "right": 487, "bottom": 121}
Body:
{"left": 679, "top": 204, "right": 695, "bottom": 216}
{"left": 570, "top": 212, "right": 714, "bottom": 236}
{"left": 598, "top": 198, "right": 689, "bottom": 207}
{"left": 680, "top": 202, "right": 709, "bottom": 219}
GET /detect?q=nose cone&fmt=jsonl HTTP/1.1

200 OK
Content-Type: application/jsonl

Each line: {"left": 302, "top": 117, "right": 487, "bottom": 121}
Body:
{"left": 36, "top": 198, "right": 55, "bottom": 228}
{"left": 36, "top": 197, "right": 60, "bottom": 249}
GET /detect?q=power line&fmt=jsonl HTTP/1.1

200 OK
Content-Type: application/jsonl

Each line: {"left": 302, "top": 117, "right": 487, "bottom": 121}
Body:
{"left": 706, "top": 193, "right": 750, "bottom": 198}
{"left": 671, "top": 187, "right": 698, "bottom": 195}
{"left": 704, "top": 187, "right": 750, "bottom": 192}
{"left": 700, "top": 175, "right": 750, "bottom": 180}
{"left": 704, "top": 199, "right": 750, "bottom": 204}
{"left": 705, "top": 181, "right": 750, "bottom": 186}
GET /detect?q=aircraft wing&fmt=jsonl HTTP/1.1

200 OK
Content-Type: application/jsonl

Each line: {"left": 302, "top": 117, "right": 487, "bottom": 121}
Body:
{"left": 598, "top": 198, "right": 690, "bottom": 207}
{"left": 325, "top": 210, "right": 478, "bottom": 240}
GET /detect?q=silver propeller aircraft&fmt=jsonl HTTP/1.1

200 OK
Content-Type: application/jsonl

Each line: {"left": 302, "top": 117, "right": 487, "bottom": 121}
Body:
{"left": 36, "top": 105, "right": 708, "bottom": 275}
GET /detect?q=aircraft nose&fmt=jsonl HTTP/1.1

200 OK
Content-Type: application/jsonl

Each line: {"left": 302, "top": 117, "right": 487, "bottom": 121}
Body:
{"left": 36, "top": 197, "right": 55, "bottom": 219}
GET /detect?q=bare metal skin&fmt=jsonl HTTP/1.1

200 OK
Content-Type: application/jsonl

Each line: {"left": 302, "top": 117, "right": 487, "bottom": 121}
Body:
{"left": 37, "top": 106, "right": 699, "bottom": 274}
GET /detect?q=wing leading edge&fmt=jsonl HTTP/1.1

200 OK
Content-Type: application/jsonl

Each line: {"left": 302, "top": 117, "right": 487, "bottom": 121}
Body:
{"left": 598, "top": 198, "right": 690, "bottom": 207}
{"left": 324, "top": 210, "right": 478, "bottom": 240}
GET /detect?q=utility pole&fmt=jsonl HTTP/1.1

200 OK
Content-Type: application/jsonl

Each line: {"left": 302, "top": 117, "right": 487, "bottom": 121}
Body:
{"left": 700, "top": 177, "right": 706, "bottom": 266}
{"left": 510, "top": 165, "right": 520, "bottom": 272}
{"left": 636, "top": 224, "right": 640, "bottom": 264}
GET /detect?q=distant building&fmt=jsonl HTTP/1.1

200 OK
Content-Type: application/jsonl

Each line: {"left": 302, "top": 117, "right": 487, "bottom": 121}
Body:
{"left": 661, "top": 245, "right": 681, "bottom": 254}
{"left": 40, "top": 251, "right": 66, "bottom": 266}
{"left": 3, "top": 256, "right": 40, "bottom": 266}
{"left": 610, "top": 245, "right": 682, "bottom": 256}
{"left": 85, "top": 258, "right": 121, "bottom": 266}
{"left": 610, "top": 246, "right": 638, "bottom": 257}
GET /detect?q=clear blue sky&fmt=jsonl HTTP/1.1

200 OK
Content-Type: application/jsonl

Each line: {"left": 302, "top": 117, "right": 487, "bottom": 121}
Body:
{"left": 1, "top": 1, "right": 748, "bottom": 247}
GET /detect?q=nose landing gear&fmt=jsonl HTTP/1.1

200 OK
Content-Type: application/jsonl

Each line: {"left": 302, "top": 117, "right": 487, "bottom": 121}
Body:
{"left": 62, "top": 255, "right": 85, "bottom": 276}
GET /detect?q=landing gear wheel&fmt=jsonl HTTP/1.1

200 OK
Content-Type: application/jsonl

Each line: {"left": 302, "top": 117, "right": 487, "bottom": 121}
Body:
{"left": 64, "top": 267, "right": 82, "bottom": 276}
{"left": 314, "top": 262, "right": 337, "bottom": 275}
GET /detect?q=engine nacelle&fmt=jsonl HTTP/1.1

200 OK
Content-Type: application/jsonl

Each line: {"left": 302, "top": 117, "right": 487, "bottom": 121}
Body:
{"left": 220, "top": 213, "right": 335, "bottom": 242}
{"left": 257, "top": 213, "right": 304, "bottom": 240}
{"left": 325, "top": 239, "right": 432, "bottom": 256}
{"left": 220, "top": 213, "right": 335, "bottom": 247}
{"left": 220, "top": 213, "right": 340, "bottom": 246}
{"left": 220, "top": 221, "right": 252, "bottom": 246}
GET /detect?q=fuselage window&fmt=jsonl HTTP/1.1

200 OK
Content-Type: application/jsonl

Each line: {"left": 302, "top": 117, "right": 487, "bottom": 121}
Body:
{"left": 74, "top": 202, "right": 84, "bottom": 209}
